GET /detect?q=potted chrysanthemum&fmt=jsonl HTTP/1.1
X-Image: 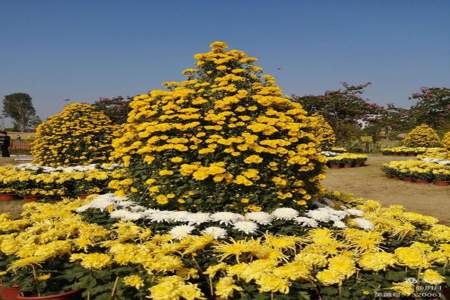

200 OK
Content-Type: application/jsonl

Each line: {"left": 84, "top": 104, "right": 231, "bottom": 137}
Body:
{"left": 0, "top": 188, "right": 16, "bottom": 201}
{"left": 433, "top": 173, "right": 450, "bottom": 186}
{"left": 0, "top": 254, "right": 20, "bottom": 300}
{"left": 7, "top": 259, "right": 80, "bottom": 300}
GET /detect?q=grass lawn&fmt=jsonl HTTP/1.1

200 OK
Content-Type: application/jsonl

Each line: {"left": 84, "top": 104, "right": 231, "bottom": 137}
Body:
{"left": 323, "top": 154, "right": 450, "bottom": 223}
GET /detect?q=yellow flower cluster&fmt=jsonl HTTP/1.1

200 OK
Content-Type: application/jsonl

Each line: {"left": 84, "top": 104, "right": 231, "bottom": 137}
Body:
{"left": 0, "top": 165, "right": 113, "bottom": 197}
{"left": 442, "top": 131, "right": 450, "bottom": 151}
{"left": 0, "top": 195, "right": 449, "bottom": 299}
{"left": 325, "top": 153, "right": 368, "bottom": 166}
{"left": 403, "top": 124, "right": 440, "bottom": 148}
{"left": 110, "top": 41, "right": 325, "bottom": 211}
{"left": 311, "top": 114, "right": 336, "bottom": 150}
{"left": 330, "top": 147, "right": 347, "bottom": 153}
{"left": 383, "top": 160, "right": 450, "bottom": 182}
{"left": 32, "top": 103, "right": 115, "bottom": 167}
{"left": 417, "top": 148, "right": 450, "bottom": 160}
{"left": 381, "top": 146, "right": 444, "bottom": 156}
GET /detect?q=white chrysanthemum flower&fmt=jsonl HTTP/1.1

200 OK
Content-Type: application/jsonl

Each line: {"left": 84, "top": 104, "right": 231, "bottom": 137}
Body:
{"left": 346, "top": 209, "right": 364, "bottom": 217}
{"left": 271, "top": 208, "right": 299, "bottom": 220}
{"left": 352, "top": 218, "right": 374, "bottom": 230}
{"left": 187, "top": 212, "right": 211, "bottom": 225}
{"left": 211, "top": 212, "right": 244, "bottom": 225}
{"left": 126, "top": 204, "right": 145, "bottom": 212}
{"left": 305, "top": 209, "right": 332, "bottom": 222}
{"left": 332, "top": 220, "right": 347, "bottom": 229}
{"left": 202, "top": 227, "right": 227, "bottom": 239}
{"left": 113, "top": 196, "right": 129, "bottom": 202}
{"left": 245, "top": 212, "right": 273, "bottom": 225}
{"left": 321, "top": 151, "right": 338, "bottom": 157}
{"left": 294, "top": 217, "right": 318, "bottom": 228}
{"left": 109, "top": 209, "right": 143, "bottom": 221}
{"left": 328, "top": 214, "right": 344, "bottom": 223}
{"left": 75, "top": 193, "right": 119, "bottom": 212}
{"left": 16, "top": 163, "right": 40, "bottom": 171}
{"left": 147, "top": 211, "right": 173, "bottom": 223}
{"left": 117, "top": 200, "right": 135, "bottom": 208}
{"left": 169, "top": 225, "right": 195, "bottom": 240}
{"left": 142, "top": 209, "right": 159, "bottom": 218}
{"left": 166, "top": 211, "right": 190, "bottom": 223}
{"left": 75, "top": 205, "right": 90, "bottom": 213}
{"left": 323, "top": 207, "right": 348, "bottom": 218}
{"left": 233, "top": 221, "right": 258, "bottom": 234}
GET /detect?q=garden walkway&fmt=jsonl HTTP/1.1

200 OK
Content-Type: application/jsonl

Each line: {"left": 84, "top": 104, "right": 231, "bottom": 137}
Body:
{"left": 323, "top": 154, "right": 450, "bottom": 223}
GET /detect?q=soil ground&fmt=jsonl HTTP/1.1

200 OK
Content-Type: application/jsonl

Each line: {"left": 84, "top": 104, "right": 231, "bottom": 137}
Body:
{"left": 323, "top": 154, "right": 450, "bottom": 223}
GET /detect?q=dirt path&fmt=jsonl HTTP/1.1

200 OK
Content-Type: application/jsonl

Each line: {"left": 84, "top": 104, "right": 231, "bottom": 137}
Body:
{"left": 323, "top": 154, "right": 450, "bottom": 223}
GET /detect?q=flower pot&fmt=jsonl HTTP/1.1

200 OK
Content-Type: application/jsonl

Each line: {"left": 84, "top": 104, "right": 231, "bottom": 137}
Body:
{"left": 339, "top": 163, "right": 345, "bottom": 168}
{"left": 414, "top": 179, "right": 428, "bottom": 184}
{"left": 23, "top": 195, "right": 40, "bottom": 202}
{"left": 330, "top": 163, "right": 340, "bottom": 169}
{"left": 402, "top": 177, "right": 413, "bottom": 182}
{"left": 16, "top": 290, "right": 80, "bottom": 300}
{"left": 0, "top": 286, "right": 20, "bottom": 300}
{"left": 434, "top": 180, "right": 449, "bottom": 186}
{"left": 0, "top": 194, "right": 16, "bottom": 201}
{"left": 344, "top": 163, "right": 352, "bottom": 168}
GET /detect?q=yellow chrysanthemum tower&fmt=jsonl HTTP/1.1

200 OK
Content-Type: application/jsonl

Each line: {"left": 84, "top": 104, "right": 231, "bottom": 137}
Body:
{"left": 403, "top": 124, "right": 440, "bottom": 147}
{"left": 311, "top": 113, "right": 336, "bottom": 151}
{"left": 32, "top": 103, "right": 115, "bottom": 167}
{"left": 110, "top": 41, "right": 325, "bottom": 212}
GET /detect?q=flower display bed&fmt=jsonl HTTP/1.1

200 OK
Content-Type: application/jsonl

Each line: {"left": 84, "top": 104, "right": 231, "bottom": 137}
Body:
{"left": 383, "top": 160, "right": 450, "bottom": 186}
{"left": 323, "top": 152, "right": 368, "bottom": 168}
{"left": 417, "top": 148, "right": 450, "bottom": 160}
{"left": 0, "top": 163, "right": 118, "bottom": 199}
{"left": 0, "top": 193, "right": 449, "bottom": 299}
{"left": 381, "top": 146, "right": 443, "bottom": 156}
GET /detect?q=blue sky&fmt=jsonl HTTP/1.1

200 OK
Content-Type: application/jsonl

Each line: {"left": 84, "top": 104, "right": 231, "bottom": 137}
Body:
{"left": 1, "top": 0, "right": 450, "bottom": 120}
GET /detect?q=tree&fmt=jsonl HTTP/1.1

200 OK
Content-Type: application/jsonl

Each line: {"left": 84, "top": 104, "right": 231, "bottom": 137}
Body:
{"left": 93, "top": 96, "right": 132, "bottom": 125}
{"left": 362, "top": 104, "right": 412, "bottom": 141}
{"left": 2, "top": 93, "right": 38, "bottom": 131}
{"left": 293, "top": 83, "right": 375, "bottom": 143}
{"left": 27, "top": 115, "right": 42, "bottom": 130}
{"left": 409, "top": 87, "right": 450, "bottom": 132}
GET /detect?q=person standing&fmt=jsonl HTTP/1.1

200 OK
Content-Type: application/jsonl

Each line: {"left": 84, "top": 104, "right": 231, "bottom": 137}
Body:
{"left": 0, "top": 131, "right": 11, "bottom": 157}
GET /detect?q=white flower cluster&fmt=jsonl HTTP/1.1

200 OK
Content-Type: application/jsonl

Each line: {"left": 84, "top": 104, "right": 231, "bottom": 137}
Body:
{"left": 421, "top": 157, "right": 450, "bottom": 166}
{"left": 321, "top": 151, "right": 338, "bottom": 157}
{"left": 76, "top": 194, "right": 374, "bottom": 239}
{"left": 15, "top": 163, "right": 119, "bottom": 173}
